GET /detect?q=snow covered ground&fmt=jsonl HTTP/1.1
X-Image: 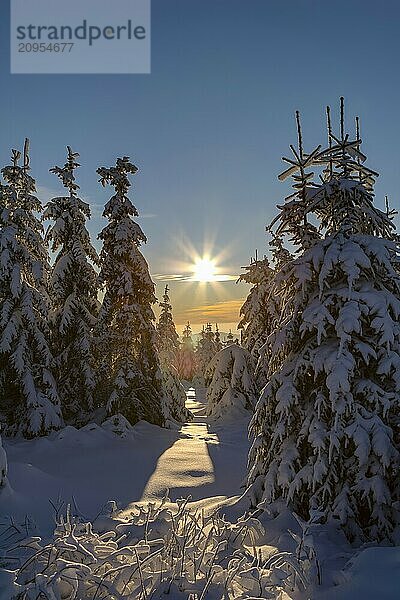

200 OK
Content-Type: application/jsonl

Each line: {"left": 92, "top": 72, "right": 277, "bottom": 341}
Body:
{"left": 0, "top": 388, "right": 399, "bottom": 598}
{"left": 0, "top": 388, "right": 250, "bottom": 535}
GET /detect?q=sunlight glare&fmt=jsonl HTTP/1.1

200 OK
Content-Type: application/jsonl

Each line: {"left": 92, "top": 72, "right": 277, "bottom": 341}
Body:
{"left": 192, "top": 257, "right": 217, "bottom": 282}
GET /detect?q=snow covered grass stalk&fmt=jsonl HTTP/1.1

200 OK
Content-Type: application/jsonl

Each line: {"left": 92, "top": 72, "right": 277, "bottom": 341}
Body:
{"left": 0, "top": 495, "right": 310, "bottom": 599}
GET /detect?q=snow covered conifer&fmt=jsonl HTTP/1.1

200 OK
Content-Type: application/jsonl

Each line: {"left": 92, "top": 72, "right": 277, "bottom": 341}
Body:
{"left": 0, "top": 141, "right": 63, "bottom": 437}
{"left": 95, "top": 157, "right": 165, "bottom": 427}
{"left": 238, "top": 253, "right": 279, "bottom": 389}
{"left": 206, "top": 344, "right": 257, "bottom": 421}
{"left": 44, "top": 147, "right": 99, "bottom": 423}
{"left": 247, "top": 103, "right": 400, "bottom": 541}
{"left": 156, "top": 286, "right": 191, "bottom": 422}
{"left": 224, "top": 329, "right": 235, "bottom": 346}
{"left": 156, "top": 285, "right": 180, "bottom": 368}
{"left": 214, "top": 324, "right": 223, "bottom": 352}
{"left": 195, "top": 323, "right": 217, "bottom": 383}
{"left": 176, "top": 321, "right": 196, "bottom": 381}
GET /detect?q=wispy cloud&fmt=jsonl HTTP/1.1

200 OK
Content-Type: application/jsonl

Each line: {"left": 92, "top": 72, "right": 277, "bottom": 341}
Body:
{"left": 175, "top": 298, "right": 244, "bottom": 325}
{"left": 139, "top": 213, "right": 157, "bottom": 219}
{"left": 153, "top": 273, "right": 238, "bottom": 282}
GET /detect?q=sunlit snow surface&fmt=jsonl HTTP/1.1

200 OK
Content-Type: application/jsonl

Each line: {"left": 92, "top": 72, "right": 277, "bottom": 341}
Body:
{"left": 0, "top": 387, "right": 250, "bottom": 534}
{"left": 1, "top": 389, "right": 399, "bottom": 599}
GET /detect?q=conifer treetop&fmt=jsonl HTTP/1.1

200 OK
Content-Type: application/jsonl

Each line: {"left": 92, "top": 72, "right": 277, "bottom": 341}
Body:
{"left": 2, "top": 139, "right": 37, "bottom": 203}
{"left": 97, "top": 156, "right": 146, "bottom": 246}
{"left": 50, "top": 146, "right": 80, "bottom": 197}
{"left": 273, "top": 99, "right": 394, "bottom": 246}
{"left": 98, "top": 156, "right": 138, "bottom": 199}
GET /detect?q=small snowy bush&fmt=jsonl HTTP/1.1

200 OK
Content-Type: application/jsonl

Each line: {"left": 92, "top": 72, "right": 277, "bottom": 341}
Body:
{"left": 206, "top": 345, "right": 257, "bottom": 421}
{"left": 0, "top": 496, "right": 310, "bottom": 600}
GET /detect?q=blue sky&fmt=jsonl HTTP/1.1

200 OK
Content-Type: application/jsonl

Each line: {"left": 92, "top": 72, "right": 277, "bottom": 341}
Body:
{"left": 1, "top": 0, "right": 399, "bottom": 330}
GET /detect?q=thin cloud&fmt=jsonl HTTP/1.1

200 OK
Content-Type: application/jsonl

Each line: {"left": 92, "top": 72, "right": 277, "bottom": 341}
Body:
{"left": 153, "top": 273, "right": 237, "bottom": 282}
{"left": 175, "top": 298, "right": 244, "bottom": 325}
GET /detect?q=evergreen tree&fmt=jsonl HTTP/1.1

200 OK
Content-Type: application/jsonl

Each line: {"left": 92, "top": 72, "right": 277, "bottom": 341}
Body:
{"left": 0, "top": 142, "right": 62, "bottom": 437}
{"left": 214, "top": 324, "right": 223, "bottom": 352}
{"left": 44, "top": 147, "right": 99, "bottom": 423}
{"left": 238, "top": 253, "right": 279, "bottom": 389}
{"left": 95, "top": 156, "right": 165, "bottom": 427}
{"left": 206, "top": 344, "right": 257, "bottom": 421}
{"left": 224, "top": 329, "right": 235, "bottom": 346}
{"left": 195, "top": 323, "right": 217, "bottom": 383}
{"left": 247, "top": 103, "right": 400, "bottom": 542}
{"left": 156, "top": 285, "right": 180, "bottom": 368}
{"left": 176, "top": 321, "right": 196, "bottom": 381}
{"left": 156, "top": 285, "right": 191, "bottom": 422}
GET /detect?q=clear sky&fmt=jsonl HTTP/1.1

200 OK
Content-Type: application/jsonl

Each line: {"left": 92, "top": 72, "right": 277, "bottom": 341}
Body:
{"left": 1, "top": 0, "right": 399, "bottom": 332}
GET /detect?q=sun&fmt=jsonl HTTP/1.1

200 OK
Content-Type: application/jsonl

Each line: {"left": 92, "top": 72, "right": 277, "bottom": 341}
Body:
{"left": 192, "top": 257, "right": 217, "bottom": 282}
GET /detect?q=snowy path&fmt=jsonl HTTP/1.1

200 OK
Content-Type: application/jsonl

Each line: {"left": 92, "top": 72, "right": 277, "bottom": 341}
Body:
{"left": 127, "top": 386, "right": 250, "bottom": 510}
{"left": 140, "top": 388, "right": 219, "bottom": 501}
{"left": 1, "top": 387, "right": 250, "bottom": 532}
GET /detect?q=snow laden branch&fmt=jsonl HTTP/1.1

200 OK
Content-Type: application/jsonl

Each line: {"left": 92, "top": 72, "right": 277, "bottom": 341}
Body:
{"left": 0, "top": 496, "right": 310, "bottom": 600}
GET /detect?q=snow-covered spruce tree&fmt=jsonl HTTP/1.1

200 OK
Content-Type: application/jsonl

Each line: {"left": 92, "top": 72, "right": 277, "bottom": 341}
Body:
{"left": 224, "top": 329, "right": 235, "bottom": 346}
{"left": 176, "top": 321, "right": 196, "bottom": 381}
{"left": 206, "top": 344, "right": 257, "bottom": 421}
{"left": 156, "top": 285, "right": 180, "bottom": 368}
{"left": 195, "top": 323, "right": 218, "bottom": 384}
{"left": 44, "top": 147, "right": 99, "bottom": 423}
{"left": 238, "top": 253, "right": 279, "bottom": 389}
{"left": 0, "top": 142, "right": 63, "bottom": 437}
{"left": 247, "top": 104, "right": 400, "bottom": 541}
{"left": 95, "top": 157, "right": 165, "bottom": 427}
{"left": 214, "top": 324, "right": 223, "bottom": 352}
{"left": 156, "top": 285, "right": 192, "bottom": 422}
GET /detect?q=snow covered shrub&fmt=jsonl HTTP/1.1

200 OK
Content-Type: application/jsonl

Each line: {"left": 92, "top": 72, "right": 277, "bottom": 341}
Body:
{"left": 101, "top": 413, "right": 136, "bottom": 438}
{"left": 0, "top": 142, "right": 63, "bottom": 437}
{"left": 206, "top": 344, "right": 257, "bottom": 421}
{"left": 44, "top": 147, "right": 99, "bottom": 423}
{"left": 0, "top": 496, "right": 309, "bottom": 600}
{"left": 247, "top": 103, "right": 400, "bottom": 542}
{"left": 95, "top": 157, "right": 165, "bottom": 428}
